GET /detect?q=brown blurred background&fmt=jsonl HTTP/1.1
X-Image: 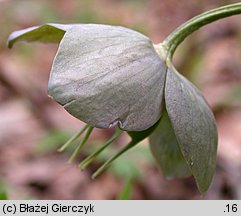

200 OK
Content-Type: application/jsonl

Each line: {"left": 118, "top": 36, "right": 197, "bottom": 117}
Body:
{"left": 0, "top": 0, "right": 241, "bottom": 199}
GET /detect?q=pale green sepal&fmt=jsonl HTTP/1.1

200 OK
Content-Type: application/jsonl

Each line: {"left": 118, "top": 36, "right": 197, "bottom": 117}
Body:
{"left": 165, "top": 65, "right": 218, "bottom": 193}
{"left": 48, "top": 24, "right": 167, "bottom": 131}
{"left": 149, "top": 108, "right": 191, "bottom": 178}
{"left": 7, "top": 23, "right": 72, "bottom": 48}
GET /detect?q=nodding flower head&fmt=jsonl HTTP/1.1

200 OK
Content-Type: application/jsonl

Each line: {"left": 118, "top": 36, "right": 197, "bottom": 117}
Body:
{"left": 8, "top": 22, "right": 218, "bottom": 193}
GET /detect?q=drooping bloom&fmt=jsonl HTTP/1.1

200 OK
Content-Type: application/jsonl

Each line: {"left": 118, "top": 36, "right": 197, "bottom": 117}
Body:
{"left": 8, "top": 23, "right": 217, "bottom": 193}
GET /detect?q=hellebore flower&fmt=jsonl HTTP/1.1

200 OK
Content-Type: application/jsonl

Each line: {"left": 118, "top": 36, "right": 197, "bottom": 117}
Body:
{"left": 7, "top": 23, "right": 217, "bottom": 193}
{"left": 8, "top": 3, "right": 241, "bottom": 193}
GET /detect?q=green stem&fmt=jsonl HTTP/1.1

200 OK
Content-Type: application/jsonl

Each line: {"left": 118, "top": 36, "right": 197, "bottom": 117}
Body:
{"left": 161, "top": 3, "right": 241, "bottom": 60}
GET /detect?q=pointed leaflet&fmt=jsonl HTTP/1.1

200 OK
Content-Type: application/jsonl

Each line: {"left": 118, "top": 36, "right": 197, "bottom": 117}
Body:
{"left": 165, "top": 65, "right": 218, "bottom": 193}
{"left": 149, "top": 108, "right": 191, "bottom": 178}
{"left": 48, "top": 24, "right": 167, "bottom": 131}
{"left": 7, "top": 23, "right": 73, "bottom": 48}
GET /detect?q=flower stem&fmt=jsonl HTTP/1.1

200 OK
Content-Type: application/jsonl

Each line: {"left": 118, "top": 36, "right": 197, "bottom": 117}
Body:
{"left": 161, "top": 3, "right": 241, "bottom": 60}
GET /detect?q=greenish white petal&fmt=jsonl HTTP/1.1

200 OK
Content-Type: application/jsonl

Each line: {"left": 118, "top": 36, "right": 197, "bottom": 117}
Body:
{"left": 7, "top": 23, "right": 72, "bottom": 48}
{"left": 165, "top": 65, "right": 218, "bottom": 193}
{"left": 149, "top": 108, "right": 191, "bottom": 178}
{"left": 48, "top": 24, "right": 167, "bottom": 131}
